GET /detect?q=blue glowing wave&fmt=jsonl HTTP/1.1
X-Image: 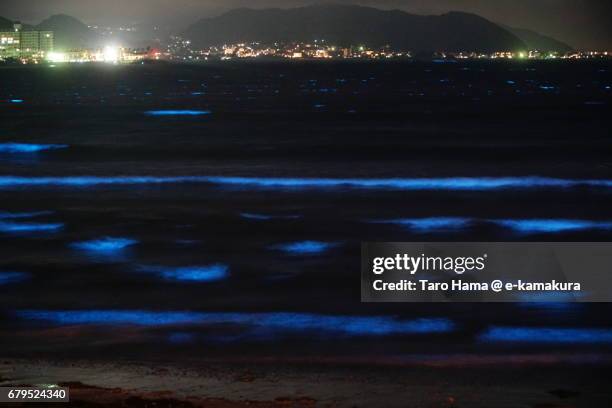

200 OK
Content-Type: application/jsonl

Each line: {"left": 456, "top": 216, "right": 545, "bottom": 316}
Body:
{"left": 0, "top": 221, "right": 63, "bottom": 233}
{"left": 0, "top": 272, "right": 30, "bottom": 285}
{"left": 374, "top": 217, "right": 472, "bottom": 232}
{"left": 479, "top": 326, "right": 612, "bottom": 344}
{"left": 16, "top": 310, "right": 454, "bottom": 335}
{"left": 71, "top": 237, "right": 138, "bottom": 252}
{"left": 138, "top": 264, "right": 229, "bottom": 282}
{"left": 372, "top": 217, "right": 612, "bottom": 234}
{"left": 145, "top": 110, "right": 211, "bottom": 116}
{"left": 272, "top": 241, "right": 337, "bottom": 255}
{"left": 493, "top": 219, "right": 612, "bottom": 233}
{"left": 516, "top": 292, "right": 584, "bottom": 313}
{"left": 0, "top": 143, "right": 68, "bottom": 153}
{"left": 0, "top": 176, "right": 611, "bottom": 191}
{"left": 204, "top": 176, "right": 612, "bottom": 190}
{"left": 0, "top": 211, "right": 53, "bottom": 219}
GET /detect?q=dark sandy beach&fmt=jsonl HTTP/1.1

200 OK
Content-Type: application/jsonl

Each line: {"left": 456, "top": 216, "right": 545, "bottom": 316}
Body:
{"left": 3, "top": 357, "right": 612, "bottom": 407}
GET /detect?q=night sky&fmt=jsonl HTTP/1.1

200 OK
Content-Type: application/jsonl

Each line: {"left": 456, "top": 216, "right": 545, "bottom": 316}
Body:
{"left": 1, "top": 0, "right": 611, "bottom": 49}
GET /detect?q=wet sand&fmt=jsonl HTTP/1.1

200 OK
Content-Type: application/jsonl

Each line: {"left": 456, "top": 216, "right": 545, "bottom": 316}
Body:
{"left": 2, "top": 357, "right": 612, "bottom": 407}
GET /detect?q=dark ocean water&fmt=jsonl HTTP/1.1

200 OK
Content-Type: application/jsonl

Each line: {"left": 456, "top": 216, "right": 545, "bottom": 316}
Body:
{"left": 0, "top": 60, "right": 611, "bottom": 363}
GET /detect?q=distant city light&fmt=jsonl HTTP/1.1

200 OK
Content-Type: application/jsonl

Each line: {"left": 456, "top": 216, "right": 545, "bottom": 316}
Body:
{"left": 103, "top": 46, "right": 120, "bottom": 63}
{"left": 46, "top": 51, "right": 66, "bottom": 63}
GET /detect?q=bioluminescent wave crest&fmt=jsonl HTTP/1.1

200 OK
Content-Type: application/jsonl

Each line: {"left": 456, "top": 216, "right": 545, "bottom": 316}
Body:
{"left": 16, "top": 310, "right": 454, "bottom": 336}
{"left": 144, "top": 110, "right": 212, "bottom": 116}
{"left": 272, "top": 241, "right": 337, "bottom": 255}
{"left": 371, "top": 217, "right": 612, "bottom": 234}
{"left": 0, "top": 221, "right": 63, "bottom": 233}
{"left": 0, "top": 143, "right": 68, "bottom": 153}
{"left": 479, "top": 326, "right": 612, "bottom": 344}
{"left": 0, "top": 176, "right": 611, "bottom": 191}
{"left": 0, "top": 176, "right": 203, "bottom": 188}
{"left": 138, "top": 264, "right": 229, "bottom": 282}
{"left": 493, "top": 219, "right": 612, "bottom": 233}
{"left": 0, "top": 211, "right": 53, "bottom": 219}
{"left": 71, "top": 237, "right": 138, "bottom": 252}
{"left": 0, "top": 271, "right": 30, "bottom": 285}
{"left": 516, "top": 292, "right": 584, "bottom": 313}
{"left": 204, "top": 176, "right": 612, "bottom": 191}
{"left": 374, "top": 217, "right": 472, "bottom": 232}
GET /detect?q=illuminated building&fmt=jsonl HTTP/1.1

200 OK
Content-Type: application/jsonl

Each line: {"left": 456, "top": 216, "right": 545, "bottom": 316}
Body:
{"left": 0, "top": 23, "right": 53, "bottom": 60}
{"left": 46, "top": 46, "right": 154, "bottom": 64}
{"left": 120, "top": 48, "right": 152, "bottom": 62}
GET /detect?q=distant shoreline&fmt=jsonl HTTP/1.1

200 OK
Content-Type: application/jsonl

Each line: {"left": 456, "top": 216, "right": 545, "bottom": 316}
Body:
{"left": 1, "top": 57, "right": 611, "bottom": 69}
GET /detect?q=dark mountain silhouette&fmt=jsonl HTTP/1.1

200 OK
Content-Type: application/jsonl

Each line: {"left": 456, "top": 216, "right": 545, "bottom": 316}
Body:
{"left": 505, "top": 26, "right": 573, "bottom": 52}
{"left": 0, "top": 16, "right": 13, "bottom": 29}
{"left": 184, "top": 5, "right": 526, "bottom": 52}
{"left": 0, "top": 17, "right": 34, "bottom": 30}
{"left": 35, "top": 14, "right": 101, "bottom": 49}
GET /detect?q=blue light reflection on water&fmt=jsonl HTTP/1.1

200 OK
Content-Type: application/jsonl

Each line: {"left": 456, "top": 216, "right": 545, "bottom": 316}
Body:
{"left": 272, "top": 241, "right": 337, "bottom": 255}
{"left": 71, "top": 237, "right": 138, "bottom": 252}
{"left": 144, "top": 110, "right": 211, "bottom": 116}
{"left": 0, "top": 221, "right": 63, "bottom": 233}
{"left": 0, "top": 272, "right": 30, "bottom": 285}
{"left": 138, "top": 264, "right": 229, "bottom": 282}
{"left": 517, "top": 292, "right": 584, "bottom": 315}
{"left": 517, "top": 302, "right": 583, "bottom": 318}
{"left": 205, "top": 176, "right": 612, "bottom": 190}
{"left": 479, "top": 326, "right": 612, "bottom": 344}
{"left": 0, "top": 143, "right": 68, "bottom": 153}
{"left": 493, "top": 219, "right": 612, "bottom": 233}
{"left": 374, "top": 217, "right": 471, "bottom": 232}
{"left": 0, "top": 176, "right": 611, "bottom": 191}
{"left": 16, "top": 310, "right": 455, "bottom": 336}
{"left": 371, "top": 217, "right": 612, "bottom": 234}
{"left": 0, "top": 211, "right": 53, "bottom": 219}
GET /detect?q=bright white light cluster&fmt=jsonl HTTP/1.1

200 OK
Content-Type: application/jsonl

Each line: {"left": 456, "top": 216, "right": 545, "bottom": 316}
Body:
{"left": 45, "top": 45, "right": 123, "bottom": 64}
{"left": 103, "top": 46, "right": 119, "bottom": 63}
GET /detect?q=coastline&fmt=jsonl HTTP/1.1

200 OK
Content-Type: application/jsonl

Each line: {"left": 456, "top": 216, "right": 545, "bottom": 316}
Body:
{"left": 2, "top": 356, "right": 612, "bottom": 407}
